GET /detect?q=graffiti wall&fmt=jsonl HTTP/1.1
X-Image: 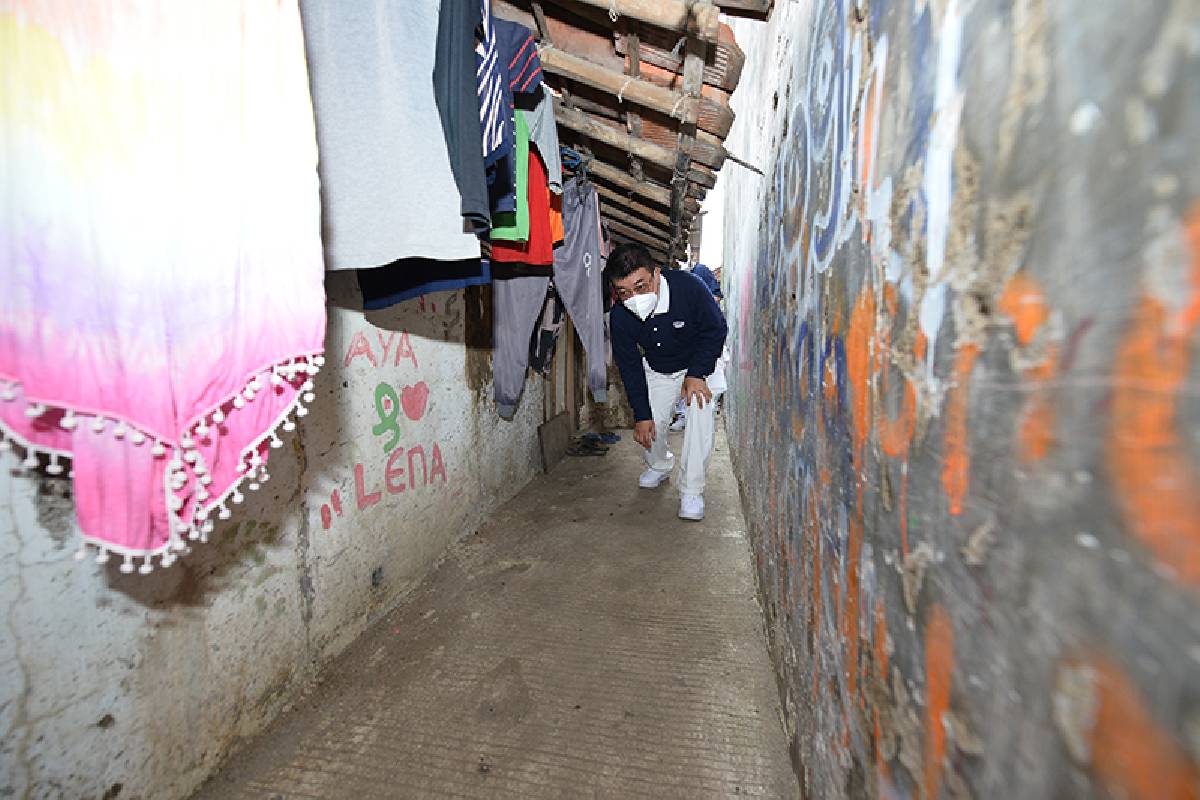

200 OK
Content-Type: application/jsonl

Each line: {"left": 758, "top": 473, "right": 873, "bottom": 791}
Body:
{"left": 719, "top": 0, "right": 1200, "bottom": 796}
{"left": 0, "top": 273, "right": 545, "bottom": 798}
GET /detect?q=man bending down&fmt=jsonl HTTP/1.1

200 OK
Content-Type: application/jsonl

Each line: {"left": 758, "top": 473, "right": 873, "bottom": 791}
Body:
{"left": 605, "top": 243, "right": 728, "bottom": 521}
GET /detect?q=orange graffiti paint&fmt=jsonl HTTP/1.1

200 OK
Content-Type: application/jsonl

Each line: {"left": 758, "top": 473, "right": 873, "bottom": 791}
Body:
{"left": 1107, "top": 295, "right": 1200, "bottom": 584}
{"left": 999, "top": 273, "right": 1059, "bottom": 463}
{"left": 848, "top": 287, "right": 877, "bottom": 464}
{"left": 922, "top": 605, "right": 954, "bottom": 800}
{"left": 941, "top": 344, "right": 980, "bottom": 516}
{"left": 998, "top": 272, "right": 1050, "bottom": 346}
{"left": 1107, "top": 204, "right": 1200, "bottom": 585}
{"left": 879, "top": 286, "right": 925, "bottom": 459}
{"left": 1069, "top": 655, "right": 1199, "bottom": 800}
{"left": 844, "top": 514, "right": 863, "bottom": 698}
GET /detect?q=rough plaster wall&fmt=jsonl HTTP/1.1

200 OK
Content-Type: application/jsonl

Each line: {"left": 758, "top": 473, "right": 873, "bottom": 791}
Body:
{"left": 720, "top": 1, "right": 1200, "bottom": 797}
{"left": 0, "top": 274, "right": 544, "bottom": 799}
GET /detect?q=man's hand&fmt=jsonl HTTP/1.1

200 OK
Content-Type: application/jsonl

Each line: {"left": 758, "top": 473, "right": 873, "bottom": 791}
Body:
{"left": 681, "top": 376, "right": 712, "bottom": 409}
{"left": 633, "top": 420, "right": 656, "bottom": 449}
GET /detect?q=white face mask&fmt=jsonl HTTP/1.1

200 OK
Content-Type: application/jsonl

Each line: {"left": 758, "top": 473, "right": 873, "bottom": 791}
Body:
{"left": 623, "top": 292, "right": 658, "bottom": 321}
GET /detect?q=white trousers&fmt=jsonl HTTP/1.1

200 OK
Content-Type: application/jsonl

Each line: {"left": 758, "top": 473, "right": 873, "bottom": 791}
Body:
{"left": 643, "top": 359, "right": 725, "bottom": 496}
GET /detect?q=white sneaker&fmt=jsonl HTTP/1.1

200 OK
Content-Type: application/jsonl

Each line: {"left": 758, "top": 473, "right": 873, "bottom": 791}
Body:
{"left": 669, "top": 416, "right": 686, "bottom": 432}
{"left": 639, "top": 466, "right": 670, "bottom": 488}
{"left": 678, "top": 494, "right": 705, "bottom": 521}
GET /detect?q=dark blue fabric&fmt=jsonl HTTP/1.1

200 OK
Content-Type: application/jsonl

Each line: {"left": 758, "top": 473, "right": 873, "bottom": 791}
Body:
{"left": 481, "top": 19, "right": 543, "bottom": 217}
{"left": 690, "top": 263, "right": 723, "bottom": 298}
{"left": 358, "top": 258, "right": 491, "bottom": 310}
{"left": 610, "top": 270, "right": 728, "bottom": 421}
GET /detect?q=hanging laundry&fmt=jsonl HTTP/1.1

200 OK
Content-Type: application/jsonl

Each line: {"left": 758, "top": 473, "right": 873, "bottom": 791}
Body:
{"left": 492, "top": 148, "right": 556, "bottom": 265}
{"left": 434, "top": 0, "right": 490, "bottom": 233}
{"left": 524, "top": 88, "right": 564, "bottom": 196}
{"left": 359, "top": 258, "right": 492, "bottom": 310}
{"left": 529, "top": 287, "right": 565, "bottom": 378}
{"left": 493, "top": 276, "right": 551, "bottom": 420}
{"left": 0, "top": 1, "right": 326, "bottom": 571}
{"left": 553, "top": 178, "right": 610, "bottom": 404}
{"left": 549, "top": 192, "right": 566, "bottom": 246}
{"left": 490, "top": 110, "right": 532, "bottom": 243}
{"left": 484, "top": 18, "right": 545, "bottom": 222}
{"left": 491, "top": 262, "right": 555, "bottom": 280}
{"left": 476, "top": 0, "right": 509, "bottom": 167}
{"left": 301, "top": 1, "right": 481, "bottom": 270}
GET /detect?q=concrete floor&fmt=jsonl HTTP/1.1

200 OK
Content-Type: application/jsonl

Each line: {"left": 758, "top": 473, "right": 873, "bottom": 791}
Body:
{"left": 194, "top": 427, "right": 798, "bottom": 799}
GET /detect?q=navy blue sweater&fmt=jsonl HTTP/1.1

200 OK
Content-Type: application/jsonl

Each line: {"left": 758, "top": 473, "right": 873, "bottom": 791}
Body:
{"left": 611, "top": 269, "right": 728, "bottom": 421}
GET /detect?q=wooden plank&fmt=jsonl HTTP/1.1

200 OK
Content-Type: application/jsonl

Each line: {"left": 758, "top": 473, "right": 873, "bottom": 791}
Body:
{"left": 668, "top": 14, "right": 710, "bottom": 253}
{"left": 614, "top": 22, "right": 745, "bottom": 91}
{"left": 538, "top": 411, "right": 572, "bottom": 473}
{"left": 582, "top": 157, "right": 674, "bottom": 206}
{"left": 604, "top": 218, "right": 670, "bottom": 251}
{"left": 623, "top": 25, "right": 643, "bottom": 139}
{"left": 555, "top": 99, "right": 677, "bottom": 172}
{"left": 609, "top": 236, "right": 671, "bottom": 265}
{"left": 543, "top": 0, "right": 720, "bottom": 42}
{"left": 563, "top": 100, "right": 727, "bottom": 169}
{"left": 530, "top": 2, "right": 552, "bottom": 41}
{"left": 715, "top": 0, "right": 774, "bottom": 20}
{"left": 599, "top": 201, "right": 670, "bottom": 240}
{"left": 540, "top": 45, "right": 700, "bottom": 125}
{"left": 593, "top": 183, "right": 673, "bottom": 227}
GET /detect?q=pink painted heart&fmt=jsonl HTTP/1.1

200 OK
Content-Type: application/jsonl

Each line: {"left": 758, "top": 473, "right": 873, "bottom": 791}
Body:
{"left": 400, "top": 381, "right": 430, "bottom": 422}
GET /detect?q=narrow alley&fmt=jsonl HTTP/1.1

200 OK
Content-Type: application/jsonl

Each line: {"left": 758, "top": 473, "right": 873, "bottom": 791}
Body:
{"left": 194, "top": 430, "right": 796, "bottom": 799}
{"left": 3, "top": 0, "right": 1200, "bottom": 799}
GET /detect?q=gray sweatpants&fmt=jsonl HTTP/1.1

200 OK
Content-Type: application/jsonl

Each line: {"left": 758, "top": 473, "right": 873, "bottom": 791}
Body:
{"left": 493, "top": 275, "right": 550, "bottom": 420}
{"left": 553, "top": 179, "right": 608, "bottom": 405}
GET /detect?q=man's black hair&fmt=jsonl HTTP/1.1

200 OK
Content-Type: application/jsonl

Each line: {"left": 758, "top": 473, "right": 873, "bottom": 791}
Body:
{"left": 604, "top": 242, "right": 658, "bottom": 285}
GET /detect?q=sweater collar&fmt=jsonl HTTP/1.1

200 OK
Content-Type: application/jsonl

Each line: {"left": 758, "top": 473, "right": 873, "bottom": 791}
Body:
{"left": 651, "top": 271, "right": 671, "bottom": 317}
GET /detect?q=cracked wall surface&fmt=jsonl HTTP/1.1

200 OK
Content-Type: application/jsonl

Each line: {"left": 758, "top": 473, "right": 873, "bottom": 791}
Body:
{"left": 0, "top": 274, "right": 544, "bottom": 799}
{"left": 719, "top": 0, "right": 1200, "bottom": 797}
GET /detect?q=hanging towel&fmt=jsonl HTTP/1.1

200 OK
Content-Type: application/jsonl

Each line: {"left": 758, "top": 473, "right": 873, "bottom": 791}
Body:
{"left": 301, "top": 1, "right": 481, "bottom": 269}
{"left": 0, "top": 1, "right": 326, "bottom": 572}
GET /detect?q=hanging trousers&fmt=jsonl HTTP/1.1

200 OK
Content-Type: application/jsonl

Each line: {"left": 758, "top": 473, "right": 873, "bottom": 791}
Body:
{"left": 552, "top": 179, "right": 608, "bottom": 404}
{"left": 493, "top": 274, "right": 551, "bottom": 420}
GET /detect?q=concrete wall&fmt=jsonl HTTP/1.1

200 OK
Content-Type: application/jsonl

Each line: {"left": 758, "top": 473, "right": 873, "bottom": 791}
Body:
{"left": 719, "top": 0, "right": 1200, "bottom": 797}
{"left": 0, "top": 273, "right": 545, "bottom": 799}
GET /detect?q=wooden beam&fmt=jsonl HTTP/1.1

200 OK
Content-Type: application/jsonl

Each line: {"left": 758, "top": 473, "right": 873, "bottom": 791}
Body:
{"left": 530, "top": 2, "right": 552, "bottom": 41}
{"left": 544, "top": 0, "right": 720, "bottom": 42}
{"left": 605, "top": 218, "right": 670, "bottom": 251}
{"left": 593, "top": 183, "right": 673, "bottom": 227}
{"left": 688, "top": 165, "right": 716, "bottom": 189}
{"left": 540, "top": 45, "right": 700, "bottom": 125}
{"left": 600, "top": 201, "right": 670, "bottom": 240}
{"left": 715, "top": 0, "right": 774, "bottom": 20}
{"left": 555, "top": 98, "right": 678, "bottom": 172}
{"left": 623, "top": 24, "right": 643, "bottom": 139}
{"left": 581, "top": 157, "right": 673, "bottom": 206}
{"left": 669, "top": 12, "right": 710, "bottom": 253}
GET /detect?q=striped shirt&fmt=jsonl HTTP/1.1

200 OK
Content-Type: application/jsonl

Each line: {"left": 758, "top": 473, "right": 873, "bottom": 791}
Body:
{"left": 475, "top": 0, "right": 506, "bottom": 159}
